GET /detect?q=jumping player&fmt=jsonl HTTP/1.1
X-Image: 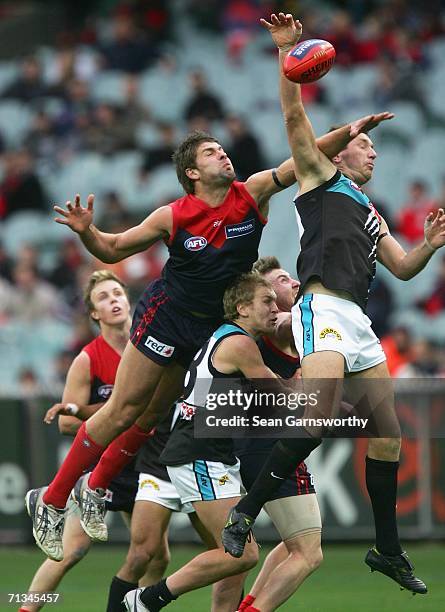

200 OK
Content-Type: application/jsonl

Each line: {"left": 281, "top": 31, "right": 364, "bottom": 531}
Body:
{"left": 27, "top": 119, "right": 394, "bottom": 561}
{"left": 236, "top": 257, "right": 322, "bottom": 612}
{"left": 223, "top": 13, "right": 445, "bottom": 595}
{"left": 21, "top": 270, "right": 147, "bottom": 611}
{"left": 123, "top": 272, "right": 281, "bottom": 611}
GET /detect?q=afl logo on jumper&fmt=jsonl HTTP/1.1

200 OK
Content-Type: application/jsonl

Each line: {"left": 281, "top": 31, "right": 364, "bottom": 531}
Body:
{"left": 184, "top": 236, "right": 207, "bottom": 251}
{"left": 98, "top": 384, "right": 114, "bottom": 399}
{"left": 225, "top": 218, "right": 255, "bottom": 239}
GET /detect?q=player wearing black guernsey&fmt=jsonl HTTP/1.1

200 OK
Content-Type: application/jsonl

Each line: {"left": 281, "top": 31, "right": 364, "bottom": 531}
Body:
{"left": 236, "top": 257, "right": 322, "bottom": 612}
{"left": 28, "top": 119, "right": 395, "bottom": 560}
{"left": 123, "top": 273, "right": 281, "bottom": 612}
{"left": 223, "top": 13, "right": 445, "bottom": 596}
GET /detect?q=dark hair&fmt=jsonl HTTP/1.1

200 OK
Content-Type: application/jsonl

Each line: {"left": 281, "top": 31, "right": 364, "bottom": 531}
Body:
{"left": 172, "top": 130, "right": 219, "bottom": 194}
{"left": 223, "top": 272, "right": 272, "bottom": 321}
{"left": 253, "top": 256, "right": 282, "bottom": 276}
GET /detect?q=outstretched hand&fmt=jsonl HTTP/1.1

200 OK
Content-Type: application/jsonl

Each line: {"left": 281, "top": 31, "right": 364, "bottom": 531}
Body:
{"left": 260, "top": 12, "right": 302, "bottom": 51}
{"left": 349, "top": 112, "right": 395, "bottom": 138}
{"left": 54, "top": 193, "right": 95, "bottom": 234}
{"left": 424, "top": 208, "right": 445, "bottom": 251}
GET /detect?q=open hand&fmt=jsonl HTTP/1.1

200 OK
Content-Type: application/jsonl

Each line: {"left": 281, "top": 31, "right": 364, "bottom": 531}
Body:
{"left": 54, "top": 194, "right": 95, "bottom": 234}
{"left": 424, "top": 208, "right": 445, "bottom": 251}
{"left": 260, "top": 12, "right": 302, "bottom": 51}
{"left": 44, "top": 403, "right": 77, "bottom": 424}
{"left": 349, "top": 112, "right": 395, "bottom": 137}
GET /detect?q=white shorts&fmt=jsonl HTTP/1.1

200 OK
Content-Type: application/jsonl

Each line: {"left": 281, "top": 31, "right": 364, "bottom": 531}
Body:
{"left": 292, "top": 293, "right": 386, "bottom": 373}
{"left": 135, "top": 473, "right": 194, "bottom": 514}
{"left": 167, "top": 459, "right": 245, "bottom": 504}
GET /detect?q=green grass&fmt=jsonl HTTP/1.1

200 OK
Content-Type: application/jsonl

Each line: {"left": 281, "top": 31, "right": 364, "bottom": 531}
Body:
{"left": 1, "top": 543, "right": 442, "bottom": 611}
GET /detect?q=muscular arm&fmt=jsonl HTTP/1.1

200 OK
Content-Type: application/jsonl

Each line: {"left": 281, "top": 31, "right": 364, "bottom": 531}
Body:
{"left": 377, "top": 216, "right": 443, "bottom": 280}
{"left": 213, "top": 335, "right": 278, "bottom": 379}
{"left": 79, "top": 206, "right": 172, "bottom": 263}
{"left": 57, "top": 352, "right": 94, "bottom": 435}
{"left": 54, "top": 193, "right": 172, "bottom": 264}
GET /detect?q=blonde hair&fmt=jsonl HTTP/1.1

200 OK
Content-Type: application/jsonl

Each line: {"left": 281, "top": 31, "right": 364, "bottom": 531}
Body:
{"left": 223, "top": 272, "right": 272, "bottom": 321}
{"left": 83, "top": 270, "right": 128, "bottom": 315}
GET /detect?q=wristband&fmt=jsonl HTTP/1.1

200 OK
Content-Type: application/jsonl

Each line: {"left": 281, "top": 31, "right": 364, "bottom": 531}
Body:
{"left": 272, "top": 169, "right": 286, "bottom": 189}
{"left": 65, "top": 403, "right": 79, "bottom": 416}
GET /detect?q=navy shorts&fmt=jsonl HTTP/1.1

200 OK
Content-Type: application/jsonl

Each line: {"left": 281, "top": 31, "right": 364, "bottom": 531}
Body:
{"left": 130, "top": 278, "right": 221, "bottom": 369}
{"left": 105, "top": 464, "right": 139, "bottom": 514}
{"left": 239, "top": 452, "right": 315, "bottom": 500}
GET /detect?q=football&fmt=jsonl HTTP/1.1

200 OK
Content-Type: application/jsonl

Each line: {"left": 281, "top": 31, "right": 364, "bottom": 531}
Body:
{"left": 283, "top": 39, "right": 336, "bottom": 83}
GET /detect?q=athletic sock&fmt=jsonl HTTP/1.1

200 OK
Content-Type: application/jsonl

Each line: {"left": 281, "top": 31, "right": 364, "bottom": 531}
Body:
{"left": 43, "top": 422, "right": 105, "bottom": 509}
{"left": 140, "top": 579, "right": 177, "bottom": 610}
{"left": 106, "top": 576, "right": 138, "bottom": 612}
{"left": 365, "top": 456, "right": 403, "bottom": 556}
{"left": 236, "top": 437, "right": 321, "bottom": 519}
{"left": 88, "top": 425, "right": 154, "bottom": 491}
{"left": 238, "top": 593, "right": 256, "bottom": 611}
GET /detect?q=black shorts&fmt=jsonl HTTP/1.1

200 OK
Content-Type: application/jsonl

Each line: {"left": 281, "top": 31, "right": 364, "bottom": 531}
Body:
{"left": 105, "top": 465, "right": 139, "bottom": 514}
{"left": 130, "top": 278, "right": 221, "bottom": 368}
{"left": 239, "top": 453, "right": 315, "bottom": 501}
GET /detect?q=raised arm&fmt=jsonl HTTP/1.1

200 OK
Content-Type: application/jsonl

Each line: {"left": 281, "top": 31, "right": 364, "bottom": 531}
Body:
{"left": 262, "top": 12, "right": 336, "bottom": 193}
{"left": 377, "top": 209, "right": 445, "bottom": 280}
{"left": 54, "top": 194, "right": 172, "bottom": 263}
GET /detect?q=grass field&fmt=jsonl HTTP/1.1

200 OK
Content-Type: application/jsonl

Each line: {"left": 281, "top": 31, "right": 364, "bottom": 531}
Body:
{"left": 1, "top": 543, "right": 442, "bottom": 611}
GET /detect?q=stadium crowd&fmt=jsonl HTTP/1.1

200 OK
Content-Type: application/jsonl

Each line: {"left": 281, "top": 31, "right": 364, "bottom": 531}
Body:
{"left": 1, "top": 0, "right": 445, "bottom": 395}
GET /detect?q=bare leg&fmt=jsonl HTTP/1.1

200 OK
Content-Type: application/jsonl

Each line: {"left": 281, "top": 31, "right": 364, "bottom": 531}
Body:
{"left": 22, "top": 511, "right": 91, "bottom": 611}
{"left": 166, "top": 497, "right": 258, "bottom": 600}
{"left": 253, "top": 532, "right": 322, "bottom": 612}
{"left": 117, "top": 502, "right": 172, "bottom": 585}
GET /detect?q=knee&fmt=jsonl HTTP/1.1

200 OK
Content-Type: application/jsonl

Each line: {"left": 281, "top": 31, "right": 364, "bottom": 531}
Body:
{"left": 114, "top": 406, "right": 145, "bottom": 431}
{"left": 304, "top": 546, "right": 323, "bottom": 573}
{"left": 126, "top": 541, "right": 165, "bottom": 575}
{"left": 62, "top": 545, "right": 89, "bottom": 570}
{"left": 368, "top": 437, "right": 401, "bottom": 461}
{"left": 239, "top": 544, "right": 259, "bottom": 572}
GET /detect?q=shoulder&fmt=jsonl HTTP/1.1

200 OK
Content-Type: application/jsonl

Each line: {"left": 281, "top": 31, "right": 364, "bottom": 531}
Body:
{"left": 69, "top": 350, "right": 91, "bottom": 380}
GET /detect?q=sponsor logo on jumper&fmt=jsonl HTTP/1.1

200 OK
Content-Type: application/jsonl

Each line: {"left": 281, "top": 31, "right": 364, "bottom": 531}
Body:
{"left": 219, "top": 474, "right": 230, "bottom": 486}
{"left": 291, "top": 39, "right": 325, "bottom": 59}
{"left": 180, "top": 402, "right": 196, "bottom": 420}
{"left": 213, "top": 219, "right": 222, "bottom": 227}
{"left": 349, "top": 180, "right": 362, "bottom": 192}
{"left": 140, "top": 478, "right": 160, "bottom": 491}
{"left": 225, "top": 218, "right": 255, "bottom": 239}
{"left": 184, "top": 236, "right": 207, "bottom": 251}
{"left": 319, "top": 328, "right": 342, "bottom": 341}
{"left": 144, "top": 335, "right": 175, "bottom": 357}
{"left": 104, "top": 489, "right": 113, "bottom": 502}
{"left": 98, "top": 384, "right": 114, "bottom": 399}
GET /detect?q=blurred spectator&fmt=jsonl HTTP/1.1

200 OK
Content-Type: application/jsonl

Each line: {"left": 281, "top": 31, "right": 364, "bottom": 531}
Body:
{"left": 371, "top": 55, "right": 430, "bottom": 118}
{"left": 83, "top": 103, "right": 136, "bottom": 155}
{"left": 67, "top": 313, "right": 95, "bottom": 355}
{"left": 6, "top": 262, "right": 67, "bottom": 322}
{"left": 397, "top": 179, "right": 437, "bottom": 243}
{"left": 396, "top": 339, "right": 442, "bottom": 377}
{"left": 381, "top": 326, "right": 414, "bottom": 376}
{"left": 120, "top": 74, "right": 152, "bottom": 130}
{"left": 301, "top": 81, "right": 327, "bottom": 106}
{"left": 225, "top": 114, "right": 267, "bottom": 180}
{"left": 183, "top": 69, "right": 225, "bottom": 123}
{"left": 96, "top": 191, "right": 136, "bottom": 232}
{"left": 0, "top": 240, "right": 13, "bottom": 282}
{"left": 0, "top": 150, "right": 47, "bottom": 219}
{"left": 100, "top": 13, "right": 158, "bottom": 74}
{"left": 142, "top": 122, "right": 177, "bottom": 173}
{"left": 48, "top": 238, "right": 85, "bottom": 298}
{"left": 186, "top": 0, "right": 223, "bottom": 31}
{"left": 18, "top": 367, "right": 43, "bottom": 398}
{"left": 24, "top": 111, "right": 59, "bottom": 167}
{"left": 51, "top": 348, "right": 77, "bottom": 389}
{"left": 367, "top": 276, "right": 394, "bottom": 338}
{"left": 1, "top": 57, "right": 49, "bottom": 102}
{"left": 221, "top": 0, "right": 266, "bottom": 63}
{"left": 417, "top": 253, "right": 445, "bottom": 316}
{"left": 55, "top": 78, "right": 92, "bottom": 137}
{"left": 323, "top": 10, "right": 359, "bottom": 66}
